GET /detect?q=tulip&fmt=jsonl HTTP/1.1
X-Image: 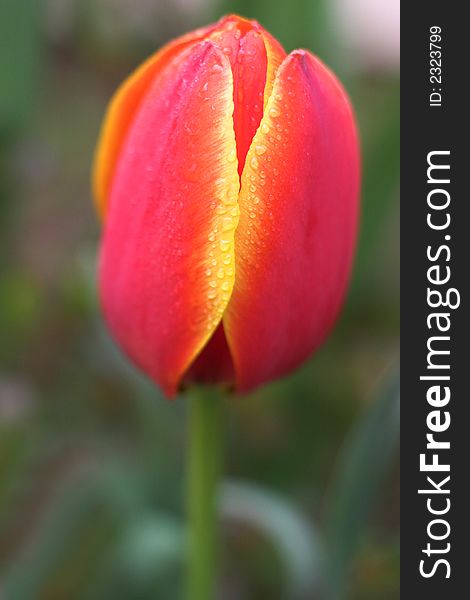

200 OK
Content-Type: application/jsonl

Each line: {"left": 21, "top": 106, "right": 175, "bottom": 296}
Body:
{"left": 93, "top": 14, "right": 360, "bottom": 399}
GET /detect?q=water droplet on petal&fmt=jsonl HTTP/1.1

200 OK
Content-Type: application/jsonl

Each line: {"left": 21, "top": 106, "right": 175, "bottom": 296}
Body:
{"left": 255, "top": 144, "right": 267, "bottom": 156}
{"left": 222, "top": 217, "right": 234, "bottom": 232}
{"left": 269, "top": 106, "right": 280, "bottom": 118}
{"left": 220, "top": 239, "right": 230, "bottom": 252}
{"left": 224, "top": 195, "right": 237, "bottom": 206}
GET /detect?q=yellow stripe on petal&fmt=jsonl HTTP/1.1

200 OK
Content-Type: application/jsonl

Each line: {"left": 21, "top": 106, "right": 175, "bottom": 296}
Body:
{"left": 260, "top": 30, "right": 286, "bottom": 107}
{"left": 199, "top": 129, "right": 241, "bottom": 339}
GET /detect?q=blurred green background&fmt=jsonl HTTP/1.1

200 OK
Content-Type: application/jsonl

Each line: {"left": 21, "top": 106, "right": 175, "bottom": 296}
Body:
{"left": 0, "top": 0, "right": 399, "bottom": 598}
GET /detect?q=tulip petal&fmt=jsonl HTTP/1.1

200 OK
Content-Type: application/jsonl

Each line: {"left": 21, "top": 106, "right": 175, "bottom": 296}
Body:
{"left": 208, "top": 21, "right": 267, "bottom": 174}
{"left": 259, "top": 29, "right": 286, "bottom": 107}
{"left": 183, "top": 323, "right": 234, "bottom": 386}
{"left": 99, "top": 41, "right": 240, "bottom": 397}
{"left": 230, "top": 29, "right": 267, "bottom": 174}
{"left": 93, "top": 22, "right": 220, "bottom": 217}
{"left": 224, "top": 50, "right": 360, "bottom": 392}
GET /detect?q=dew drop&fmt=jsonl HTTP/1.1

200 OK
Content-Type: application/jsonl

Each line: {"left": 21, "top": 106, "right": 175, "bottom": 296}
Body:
{"left": 207, "top": 289, "right": 217, "bottom": 299}
{"left": 269, "top": 106, "right": 280, "bottom": 118}
{"left": 250, "top": 156, "right": 259, "bottom": 170}
{"left": 222, "top": 217, "right": 234, "bottom": 232}
{"left": 209, "top": 280, "right": 217, "bottom": 288}
{"left": 261, "top": 123, "right": 270, "bottom": 134}
{"left": 223, "top": 254, "right": 232, "bottom": 265}
{"left": 220, "top": 239, "right": 230, "bottom": 252}
{"left": 217, "top": 267, "right": 225, "bottom": 279}
{"left": 227, "top": 149, "right": 237, "bottom": 163}
{"left": 255, "top": 144, "right": 267, "bottom": 156}
{"left": 221, "top": 281, "right": 230, "bottom": 292}
{"left": 223, "top": 195, "right": 237, "bottom": 206}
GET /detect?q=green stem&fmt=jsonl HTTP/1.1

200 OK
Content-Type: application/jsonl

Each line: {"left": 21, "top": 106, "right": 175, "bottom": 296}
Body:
{"left": 187, "top": 387, "right": 223, "bottom": 600}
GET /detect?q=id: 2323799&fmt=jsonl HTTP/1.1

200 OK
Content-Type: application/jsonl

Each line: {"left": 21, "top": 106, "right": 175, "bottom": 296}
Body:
{"left": 429, "top": 25, "right": 443, "bottom": 107}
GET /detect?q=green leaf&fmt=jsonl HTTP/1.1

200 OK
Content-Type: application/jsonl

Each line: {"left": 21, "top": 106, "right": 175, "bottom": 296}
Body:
{"left": 324, "top": 369, "right": 399, "bottom": 600}
{"left": 220, "top": 480, "right": 323, "bottom": 598}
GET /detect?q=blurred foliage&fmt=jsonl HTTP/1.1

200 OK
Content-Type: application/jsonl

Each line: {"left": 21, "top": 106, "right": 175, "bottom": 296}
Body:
{"left": 325, "top": 373, "right": 399, "bottom": 600}
{"left": 0, "top": 0, "right": 399, "bottom": 598}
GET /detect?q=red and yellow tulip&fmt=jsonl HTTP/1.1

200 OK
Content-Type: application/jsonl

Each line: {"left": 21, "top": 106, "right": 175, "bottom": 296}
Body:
{"left": 93, "top": 15, "right": 360, "bottom": 397}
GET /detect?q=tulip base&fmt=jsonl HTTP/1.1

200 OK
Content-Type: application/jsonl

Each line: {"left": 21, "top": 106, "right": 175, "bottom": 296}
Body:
{"left": 187, "top": 386, "right": 223, "bottom": 600}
